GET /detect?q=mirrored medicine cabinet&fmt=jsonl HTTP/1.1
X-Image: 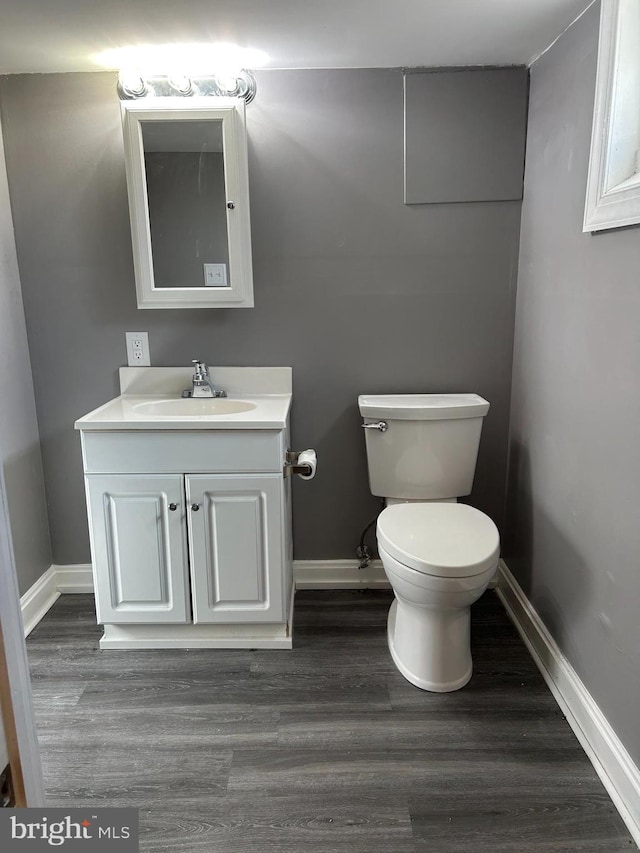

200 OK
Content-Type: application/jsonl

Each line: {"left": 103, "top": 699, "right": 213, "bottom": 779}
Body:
{"left": 121, "top": 97, "right": 254, "bottom": 308}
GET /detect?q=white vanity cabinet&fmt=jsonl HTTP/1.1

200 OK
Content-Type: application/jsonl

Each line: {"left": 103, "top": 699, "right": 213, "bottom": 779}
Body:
{"left": 80, "top": 425, "right": 293, "bottom": 649}
{"left": 75, "top": 366, "right": 296, "bottom": 650}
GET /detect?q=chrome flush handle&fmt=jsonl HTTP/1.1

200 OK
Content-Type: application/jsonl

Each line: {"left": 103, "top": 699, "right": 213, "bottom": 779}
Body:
{"left": 362, "top": 421, "right": 388, "bottom": 433}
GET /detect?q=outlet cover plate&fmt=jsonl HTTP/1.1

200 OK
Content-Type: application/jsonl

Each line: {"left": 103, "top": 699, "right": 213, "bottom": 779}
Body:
{"left": 125, "top": 331, "right": 150, "bottom": 366}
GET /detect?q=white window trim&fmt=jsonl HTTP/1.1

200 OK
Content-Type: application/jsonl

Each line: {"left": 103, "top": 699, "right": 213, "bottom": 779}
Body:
{"left": 584, "top": 0, "right": 640, "bottom": 232}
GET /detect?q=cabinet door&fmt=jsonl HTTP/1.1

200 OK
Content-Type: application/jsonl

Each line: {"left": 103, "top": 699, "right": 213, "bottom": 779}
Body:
{"left": 86, "top": 475, "right": 190, "bottom": 624}
{"left": 122, "top": 100, "right": 254, "bottom": 309}
{"left": 186, "top": 474, "right": 285, "bottom": 623}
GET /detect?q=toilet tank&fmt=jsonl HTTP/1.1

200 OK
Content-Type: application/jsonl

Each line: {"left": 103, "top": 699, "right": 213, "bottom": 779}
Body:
{"left": 358, "top": 394, "right": 490, "bottom": 500}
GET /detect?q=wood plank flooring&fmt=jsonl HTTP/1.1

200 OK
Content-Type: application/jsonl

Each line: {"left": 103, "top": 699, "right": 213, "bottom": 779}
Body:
{"left": 26, "top": 590, "right": 635, "bottom": 852}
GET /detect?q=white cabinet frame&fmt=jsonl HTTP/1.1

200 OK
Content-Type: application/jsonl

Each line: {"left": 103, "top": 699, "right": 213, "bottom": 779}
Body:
{"left": 122, "top": 97, "right": 254, "bottom": 307}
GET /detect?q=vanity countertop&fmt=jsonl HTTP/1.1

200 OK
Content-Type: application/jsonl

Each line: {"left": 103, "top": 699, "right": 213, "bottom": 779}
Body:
{"left": 75, "top": 394, "right": 292, "bottom": 431}
{"left": 74, "top": 366, "right": 292, "bottom": 431}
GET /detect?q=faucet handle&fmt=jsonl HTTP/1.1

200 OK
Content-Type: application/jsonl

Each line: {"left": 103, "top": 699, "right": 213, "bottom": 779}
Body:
{"left": 191, "top": 359, "right": 208, "bottom": 378}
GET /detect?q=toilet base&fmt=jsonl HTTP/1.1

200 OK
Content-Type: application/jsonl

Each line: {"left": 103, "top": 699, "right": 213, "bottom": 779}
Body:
{"left": 387, "top": 598, "right": 473, "bottom": 692}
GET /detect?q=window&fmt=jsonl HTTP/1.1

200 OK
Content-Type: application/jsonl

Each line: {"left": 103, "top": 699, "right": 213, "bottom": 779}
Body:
{"left": 584, "top": 0, "right": 640, "bottom": 231}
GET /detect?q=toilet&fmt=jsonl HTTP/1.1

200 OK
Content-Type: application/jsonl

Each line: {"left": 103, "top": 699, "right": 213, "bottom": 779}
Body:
{"left": 358, "top": 393, "right": 500, "bottom": 692}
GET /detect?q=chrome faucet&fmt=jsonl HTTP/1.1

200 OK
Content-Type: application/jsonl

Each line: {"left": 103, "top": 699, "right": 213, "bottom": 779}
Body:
{"left": 186, "top": 360, "right": 227, "bottom": 398}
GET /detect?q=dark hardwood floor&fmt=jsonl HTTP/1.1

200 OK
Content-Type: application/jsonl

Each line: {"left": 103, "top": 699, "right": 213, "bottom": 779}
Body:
{"left": 26, "top": 590, "right": 634, "bottom": 852}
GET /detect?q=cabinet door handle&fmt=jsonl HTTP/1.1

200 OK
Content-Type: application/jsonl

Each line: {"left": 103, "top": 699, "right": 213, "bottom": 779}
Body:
{"left": 168, "top": 503, "right": 178, "bottom": 512}
{"left": 191, "top": 503, "right": 200, "bottom": 511}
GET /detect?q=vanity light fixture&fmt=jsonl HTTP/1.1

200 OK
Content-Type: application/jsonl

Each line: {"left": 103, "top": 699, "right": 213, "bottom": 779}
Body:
{"left": 117, "top": 72, "right": 151, "bottom": 100}
{"left": 167, "top": 75, "right": 195, "bottom": 96}
{"left": 116, "top": 69, "right": 257, "bottom": 103}
{"left": 95, "top": 42, "right": 266, "bottom": 104}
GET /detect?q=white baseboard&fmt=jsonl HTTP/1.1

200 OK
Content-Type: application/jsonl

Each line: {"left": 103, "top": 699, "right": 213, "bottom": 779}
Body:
{"left": 19, "top": 560, "right": 388, "bottom": 638}
{"left": 52, "top": 563, "right": 94, "bottom": 594}
{"left": 19, "top": 566, "right": 60, "bottom": 637}
{"left": 20, "top": 563, "right": 94, "bottom": 637}
{"left": 293, "top": 559, "right": 389, "bottom": 589}
{"left": 496, "top": 559, "right": 640, "bottom": 848}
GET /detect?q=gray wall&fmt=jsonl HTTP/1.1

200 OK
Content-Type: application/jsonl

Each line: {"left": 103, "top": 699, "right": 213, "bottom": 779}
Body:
{"left": 505, "top": 2, "right": 640, "bottom": 765}
{"left": 0, "top": 112, "right": 51, "bottom": 595}
{"left": 0, "top": 68, "right": 523, "bottom": 565}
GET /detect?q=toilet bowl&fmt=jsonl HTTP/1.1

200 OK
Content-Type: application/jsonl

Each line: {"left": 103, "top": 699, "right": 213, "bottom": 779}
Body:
{"left": 358, "top": 392, "right": 499, "bottom": 692}
{"left": 377, "top": 502, "right": 500, "bottom": 692}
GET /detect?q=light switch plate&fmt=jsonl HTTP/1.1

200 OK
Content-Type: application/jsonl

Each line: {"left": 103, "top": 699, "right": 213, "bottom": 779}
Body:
{"left": 203, "top": 263, "right": 228, "bottom": 287}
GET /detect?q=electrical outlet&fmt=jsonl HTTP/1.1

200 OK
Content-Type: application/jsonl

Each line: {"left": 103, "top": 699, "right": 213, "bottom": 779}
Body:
{"left": 125, "top": 332, "right": 150, "bottom": 366}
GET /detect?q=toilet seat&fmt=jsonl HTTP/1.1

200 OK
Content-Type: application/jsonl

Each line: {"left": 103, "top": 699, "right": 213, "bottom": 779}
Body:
{"left": 377, "top": 502, "right": 499, "bottom": 578}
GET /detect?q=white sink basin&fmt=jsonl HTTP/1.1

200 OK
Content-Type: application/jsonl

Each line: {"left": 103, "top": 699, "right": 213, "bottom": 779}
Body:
{"left": 132, "top": 398, "right": 257, "bottom": 417}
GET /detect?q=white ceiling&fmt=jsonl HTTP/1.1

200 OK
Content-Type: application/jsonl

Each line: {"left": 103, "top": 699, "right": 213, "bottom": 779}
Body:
{"left": 0, "top": 0, "right": 593, "bottom": 75}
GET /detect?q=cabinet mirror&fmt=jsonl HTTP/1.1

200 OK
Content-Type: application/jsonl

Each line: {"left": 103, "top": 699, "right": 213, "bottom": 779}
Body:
{"left": 121, "top": 98, "right": 254, "bottom": 308}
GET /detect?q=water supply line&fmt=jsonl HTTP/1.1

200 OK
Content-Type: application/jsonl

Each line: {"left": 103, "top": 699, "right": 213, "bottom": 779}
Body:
{"left": 356, "top": 499, "right": 385, "bottom": 569}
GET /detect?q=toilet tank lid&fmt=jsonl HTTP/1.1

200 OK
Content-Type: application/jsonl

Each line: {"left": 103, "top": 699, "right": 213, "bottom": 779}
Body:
{"left": 358, "top": 394, "right": 489, "bottom": 420}
{"left": 377, "top": 503, "right": 500, "bottom": 578}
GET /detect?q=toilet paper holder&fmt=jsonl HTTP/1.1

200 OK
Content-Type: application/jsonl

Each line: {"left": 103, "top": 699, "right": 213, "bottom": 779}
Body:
{"left": 283, "top": 449, "right": 314, "bottom": 478}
